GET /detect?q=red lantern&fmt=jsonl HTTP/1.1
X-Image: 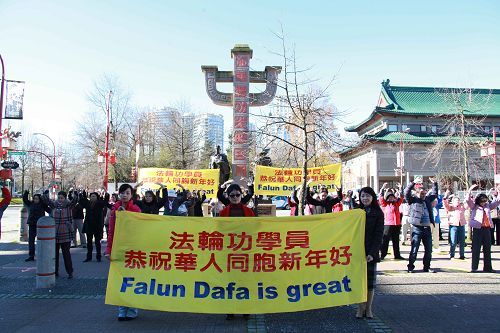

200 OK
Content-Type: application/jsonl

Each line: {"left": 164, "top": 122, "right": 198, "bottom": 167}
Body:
{"left": 0, "top": 169, "right": 12, "bottom": 180}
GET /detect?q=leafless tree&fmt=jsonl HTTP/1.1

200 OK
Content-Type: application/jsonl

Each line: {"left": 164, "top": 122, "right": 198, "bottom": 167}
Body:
{"left": 423, "top": 88, "right": 493, "bottom": 189}
{"left": 158, "top": 101, "right": 203, "bottom": 170}
{"left": 250, "top": 29, "right": 356, "bottom": 214}
{"left": 76, "top": 74, "right": 135, "bottom": 188}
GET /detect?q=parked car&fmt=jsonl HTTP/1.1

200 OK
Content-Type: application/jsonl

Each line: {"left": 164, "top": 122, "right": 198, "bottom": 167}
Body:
{"left": 271, "top": 196, "right": 290, "bottom": 210}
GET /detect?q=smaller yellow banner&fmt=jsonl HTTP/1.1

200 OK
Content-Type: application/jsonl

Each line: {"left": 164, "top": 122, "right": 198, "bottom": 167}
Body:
{"left": 138, "top": 168, "right": 219, "bottom": 197}
{"left": 254, "top": 164, "right": 342, "bottom": 196}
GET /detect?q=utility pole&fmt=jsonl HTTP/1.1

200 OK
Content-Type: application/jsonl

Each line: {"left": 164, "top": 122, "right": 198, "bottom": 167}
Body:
{"left": 103, "top": 90, "right": 112, "bottom": 192}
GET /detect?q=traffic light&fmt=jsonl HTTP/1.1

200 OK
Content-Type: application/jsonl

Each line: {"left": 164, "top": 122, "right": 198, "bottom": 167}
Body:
{"left": 0, "top": 148, "right": 7, "bottom": 160}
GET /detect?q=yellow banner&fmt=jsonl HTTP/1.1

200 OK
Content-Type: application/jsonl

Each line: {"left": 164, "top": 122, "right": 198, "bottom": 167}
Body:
{"left": 254, "top": 164, "right": 342, "bottom": 196}
{"left": 105, "top": 210, "right": 366, "bottom": 314}
{"left": 138, "top": 167, "right": 219, "bottom": 197}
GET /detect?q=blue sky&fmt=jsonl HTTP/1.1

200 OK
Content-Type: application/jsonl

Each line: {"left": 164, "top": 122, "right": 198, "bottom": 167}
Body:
{"left": 2, "top": 0, "right": 500, "bottom": 147}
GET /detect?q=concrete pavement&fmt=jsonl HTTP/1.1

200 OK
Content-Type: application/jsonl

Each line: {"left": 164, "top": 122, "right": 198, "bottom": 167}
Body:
{"left": 1, "top": 206, "right": 499, "bottom": 332}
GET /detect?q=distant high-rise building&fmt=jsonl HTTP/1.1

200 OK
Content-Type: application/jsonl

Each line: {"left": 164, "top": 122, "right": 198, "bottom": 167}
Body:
{"left": 194, "top": 113, "right": 224, "bottom": 150}
{"left": 153, "top": 106, "right": 181, "bottom": 127}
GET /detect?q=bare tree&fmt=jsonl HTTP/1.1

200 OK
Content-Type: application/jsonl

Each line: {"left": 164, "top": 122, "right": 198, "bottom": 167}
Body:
{"left": 250, "top": 29, "right": 356, "bottom": 214}
{"left": 423, "top": 88, "right": 493, "bottom": 189}
{"left": 76, "top": 74, "right": 134, "bottom": 188}
{"left": 158, "top": 101, "right": 202, "bottom": 169}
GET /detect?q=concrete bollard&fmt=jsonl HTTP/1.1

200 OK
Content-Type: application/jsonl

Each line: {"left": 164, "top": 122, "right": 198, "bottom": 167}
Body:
{"left": 19, "top": 206, "right": 29, "bottom": 242}
{"left": 36, "top": 216, "right": 56, "bottom": 289}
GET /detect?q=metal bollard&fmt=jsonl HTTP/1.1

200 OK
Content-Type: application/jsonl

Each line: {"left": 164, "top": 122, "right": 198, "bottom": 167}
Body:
{"left": 36, "top": 216, "right": 56, "bottom": 289}
{"left": 19, "top": 205, "right": 29, "bottom": 242}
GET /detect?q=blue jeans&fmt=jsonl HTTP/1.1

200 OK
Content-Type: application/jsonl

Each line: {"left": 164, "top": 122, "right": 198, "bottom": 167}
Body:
{"left": 449, "top": 225, "right": 465, "bottom": 258}
{"left": 407, "top": 225, "right": 432, "bottom": 271}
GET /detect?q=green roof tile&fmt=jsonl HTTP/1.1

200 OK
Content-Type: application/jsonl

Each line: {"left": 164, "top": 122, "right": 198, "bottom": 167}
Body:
{"left": 385, "top": 84, "right": 500, "bottom": 116}
{"left": 345, "top": 80, "right": 500, "bottom": 132}
{"left": 365, "top": 130, "right": 498, "bottom": 144}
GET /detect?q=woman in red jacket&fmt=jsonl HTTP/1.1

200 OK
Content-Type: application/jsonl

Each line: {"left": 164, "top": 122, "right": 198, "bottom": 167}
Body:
{"left": 0, "top": 186, "right": 12, "bottom": 240}
{"left": 219, "top": 184, "right": 255, "bottom": 218}
{"left": 219, "top": 183, "right": 254, "bottom": 320}
{"left": 105, "top": 184, "right": 142, "bottom": 321}
{"left": 379, "top": 183, "right": 404, "bottom": 260}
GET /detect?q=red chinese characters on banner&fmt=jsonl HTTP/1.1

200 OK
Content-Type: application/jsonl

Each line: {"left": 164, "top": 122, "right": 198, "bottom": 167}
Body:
{"left": 253, "top": 253, "right": 276, "bottom": 272}
{"left": 174, "top": 253, "right": 197, "bottom": 271}
{"left": 124, "top": 250, "right": 147, "bottom": 269}
{"left": 227, "top": 253, "right": 249, "bottom": 272}
{"left": 200, "top": 253, "right": 223, "bottom": 273}
{"left": 279, "top": 252, "right": 301, "bottom": 271}
{"left": 149, "top": 251, "right": 172, "bottom": 271}
{"left": 122, "top": 230, "right": 351, "bottom": 273}
{"left": 305, "top": 249, "right": 328, "bottom": 269}
{"left": 227, "top": 232, "right": 252, "bottom": 251}
{"left": 285, "top": 231, "right": 310, "bottom": 250}
{"left": 198, "top": 231, "right": 224, "bottom": 251}
{"left": 170, "top": 232, "right": 195, "bottom": 250}
{"left": 329, "top": 246, "right": 352, "bottom": 266}
{"left": 256, "top": 232, "right": 282, "bottom": 250}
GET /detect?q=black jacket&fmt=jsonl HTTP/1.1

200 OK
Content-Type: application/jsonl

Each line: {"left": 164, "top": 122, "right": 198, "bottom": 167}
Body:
{"left": 305, "top": 187, "right": 342, "bottom": 214}
{"left": 68, "top": 192, "right": 85, "bottom": 220}
{"left": 192, "top": 192, "right": 207, "bottom": 217}
{"left": 23, "top": 191, "right": 49, "bottom": 226}
{"left": 362, "top": 206, "right": 385, "bottom": 261}
{"left": 79, "top": 193, "right": 111, "bottom": 236}
{"left": 137, "top": 188, "right": 168, "bottom": 215}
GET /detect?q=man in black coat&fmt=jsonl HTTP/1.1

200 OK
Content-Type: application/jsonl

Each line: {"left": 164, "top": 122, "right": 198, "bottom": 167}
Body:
{"left": 79, "top": 192, "right": 112, "bottom": 262}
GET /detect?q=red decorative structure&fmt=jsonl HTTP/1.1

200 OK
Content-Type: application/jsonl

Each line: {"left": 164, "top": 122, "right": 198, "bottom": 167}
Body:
{"left": 202, "top": 45, "right": 281, "bottom": 181}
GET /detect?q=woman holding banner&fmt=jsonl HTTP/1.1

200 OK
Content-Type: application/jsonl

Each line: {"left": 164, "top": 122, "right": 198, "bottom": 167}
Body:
{"left": 105, "top": 184, "right": 142, "bottom": 321}
{"left": 219, "top": 183, "right": 254, "bottom": 320}
{"left": 356, "top": 187, "right": 384, "bottom": 319}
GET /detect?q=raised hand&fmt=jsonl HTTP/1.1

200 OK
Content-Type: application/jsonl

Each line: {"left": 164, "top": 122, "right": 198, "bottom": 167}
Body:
{"left": 468, "top": 184, "right": 478, "bottom": 192}
{"left": 222, "top": 179, "right": 234, "bottom": 188}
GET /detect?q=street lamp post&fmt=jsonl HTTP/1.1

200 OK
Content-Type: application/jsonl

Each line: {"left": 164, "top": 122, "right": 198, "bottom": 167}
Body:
{"left": 33, "top": 133, "right": 56, "bottom": 180}
{"left": 103, "top": 90, "right": 112, "bottom": 192}
{"left": 481, "top": 129, "right": 498, "bottom": 185}
{"left": 34, "top": 133, "right": 56, "bottom": 198}
{"left": 493, "top": 129, "right": 497, "bottom": 184}
{"left": 0, "top": 54, "right": 5, "bottom": 138}
{"left": 398, "top": 128, "right": 411, "bottom": 186}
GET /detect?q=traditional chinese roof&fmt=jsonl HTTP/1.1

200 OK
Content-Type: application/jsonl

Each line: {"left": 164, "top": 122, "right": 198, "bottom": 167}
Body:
{"left": 346, "top": 79, "right": 500, "bottom": 132}
{"left": 364, "top": 130, "right": 499, "bottom": 144}
{"left": 338, "top": 130, "right": 499, "bottom": 157}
